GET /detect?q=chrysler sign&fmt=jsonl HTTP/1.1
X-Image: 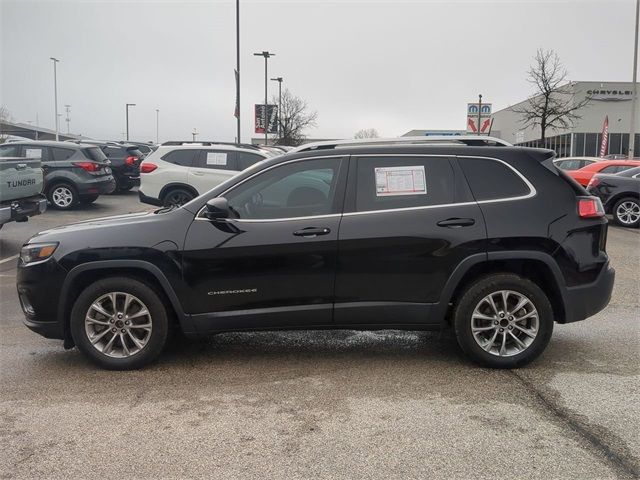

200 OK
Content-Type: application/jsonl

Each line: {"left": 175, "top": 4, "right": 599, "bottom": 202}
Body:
{"left": 586, "top": 89, "right": 634, "bottom": 101}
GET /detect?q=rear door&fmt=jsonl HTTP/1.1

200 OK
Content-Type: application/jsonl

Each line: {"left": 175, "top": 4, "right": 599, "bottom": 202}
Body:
{"left": 334, "top": 154, "right": 487, "bottom": 326}
{"left": 188, "top": 149, "right": 239, "bottom": 195}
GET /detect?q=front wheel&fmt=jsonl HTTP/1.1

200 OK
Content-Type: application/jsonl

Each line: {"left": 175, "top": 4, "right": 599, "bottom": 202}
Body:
{"left": 162, "top": 188, "right": 194, "bottom": 207}
{"left": 47, "top": 183, "right": 78, "bottom": 210}
{"left": 613, "top": 197, "right": 640, "bottom": 228}
{"left": 453, "top": 274, "right": 554, "bottom": 368}
{"left": 70, "top": 277, "right": 169, "bottom": 370}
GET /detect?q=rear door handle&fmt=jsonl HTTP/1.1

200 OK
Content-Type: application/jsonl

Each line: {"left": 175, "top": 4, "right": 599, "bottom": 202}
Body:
{"left": 293, "top": 227, "right": 331, "bottom": 238}
{"left": 191, "top": 171, "right": 205, "bottom": 176}
{"left": 16, "top": 163, "right": 27, "bottom": 170}
{"left": 437, "top": 218, "right": 475, "bottom": 228}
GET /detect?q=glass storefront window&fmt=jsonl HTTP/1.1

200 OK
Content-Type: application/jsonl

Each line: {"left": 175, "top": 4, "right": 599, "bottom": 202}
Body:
{"left": 575, "top": 133, "right": 585, "bottom": 156}
{"left": 585, "top": 133, "right": 598, "bottom": 156}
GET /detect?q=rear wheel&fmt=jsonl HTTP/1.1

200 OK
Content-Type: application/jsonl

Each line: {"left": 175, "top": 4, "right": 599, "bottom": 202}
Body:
{"left": 612, "top": 197, "right": 640, "bottom": 228}
{"left": 162, "top": 188, "right": 194, "bottom": 207}
{"left": 70, "top": 277, "right": 169, "bottom": 370}
{"left": 453, "top": 273, "right": 554, "bottom": 368}
{"left": 47, "top": 183, "right": 78, "bottom": 210}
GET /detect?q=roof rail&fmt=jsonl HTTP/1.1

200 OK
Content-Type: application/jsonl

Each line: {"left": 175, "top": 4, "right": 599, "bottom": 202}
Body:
{"left": 161, "top": 140, "right": 262, "bottom": 150}
{"left": 293, "top": 135, "right": 512, "bottom": 152}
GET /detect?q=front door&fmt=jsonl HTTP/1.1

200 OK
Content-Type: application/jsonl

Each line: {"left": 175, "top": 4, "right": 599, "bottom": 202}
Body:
{"left": 334, "top": 154, "right": 487, "bottom": 326}
{"left": 182, "top": 156, "right": 347, "bottom": 333}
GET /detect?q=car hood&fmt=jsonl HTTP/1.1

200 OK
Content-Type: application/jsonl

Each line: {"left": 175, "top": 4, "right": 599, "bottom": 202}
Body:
{"left": 25, "top": 208, "right": 192, "bottom": 250}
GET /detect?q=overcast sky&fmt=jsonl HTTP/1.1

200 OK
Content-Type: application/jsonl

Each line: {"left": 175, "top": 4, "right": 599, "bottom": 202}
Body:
{"left": 1, "top": 0, "right": 637, "bottom": 143}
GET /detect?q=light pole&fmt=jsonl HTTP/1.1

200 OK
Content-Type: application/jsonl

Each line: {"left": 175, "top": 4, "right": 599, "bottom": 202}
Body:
{"left": 629, "top": 0, "right": 639, "bottom": 159}
{"left": 270, "top": 77, "right": 283, "bottom": 142}
{"left": 235, "top": 0, "right": 241, "bottom": 144}
{"left": 64, "top": 104, "right": 71, "bottom": 134}
{"left": 253, "top": 51, "right": 275, "bottom": 145}
{"left": 155, "top": 109, "right": 160, "bottom": 144}
{"left": 50, "top": 57, "right": 60, "bottom": 140}
{"left": 125, "top": 103, "right": 136, "bottom": 141}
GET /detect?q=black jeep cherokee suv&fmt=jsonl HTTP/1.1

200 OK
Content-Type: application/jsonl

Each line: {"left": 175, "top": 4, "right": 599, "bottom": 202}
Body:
{"left": 17, "top": 139, "right": 615, "bottom": 370}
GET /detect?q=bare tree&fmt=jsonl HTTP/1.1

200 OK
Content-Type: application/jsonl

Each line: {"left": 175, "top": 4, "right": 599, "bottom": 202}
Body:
{"left": 0, "top": 106, "right": 11, "bottom": 143}
{"left": 354, "top": 128, "right": 380, "bottom": 139}
{"left": 271, "top": 89, "right": 317, "bottom": 146}
{"left": 513, "top": 49, "right": 590, "bottom": 143}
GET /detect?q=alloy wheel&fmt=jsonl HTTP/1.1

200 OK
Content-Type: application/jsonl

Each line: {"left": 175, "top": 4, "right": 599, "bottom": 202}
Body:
{"left": 165, "top": 191, "right": 190, "bottom": 206}
{"left": 52, "top": 186, "right": 74, "bottom": 208}
{"left": 471, "top": 290, "right": 539, "bottom": 357}
{"left": 84, "top": 292, "right": 153, "bottom": 358}
{"left": 615, "top": 200, "right": 640, "bottom": 226}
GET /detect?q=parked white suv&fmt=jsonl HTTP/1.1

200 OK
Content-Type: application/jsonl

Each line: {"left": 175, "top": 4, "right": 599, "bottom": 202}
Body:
{"left": 139, "top": 142, "right": 272, "bottom": 206}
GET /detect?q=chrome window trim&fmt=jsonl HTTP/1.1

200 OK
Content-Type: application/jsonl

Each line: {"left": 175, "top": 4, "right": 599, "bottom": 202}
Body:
{"left": 195, "top": 155, "right": 344, "bottom": 221}
{"left": 194, "top": 153, "right": 537, "bottom": 221}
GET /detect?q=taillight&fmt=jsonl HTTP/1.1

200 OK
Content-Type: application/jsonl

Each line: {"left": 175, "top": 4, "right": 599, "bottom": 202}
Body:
{"left": 125, "top": 156, "right": 137, "bottom": 166}
{"left": 73, "top": 162, "right": 100, "bottom": 172}
{"left": 140, "top": 163, "right": 157, "bottom": 173}
{"left": 587, "top": 177, "right": 600, "bottom": 189}
{"left": 578, "top": 197, "right": 605, "bottom": 218}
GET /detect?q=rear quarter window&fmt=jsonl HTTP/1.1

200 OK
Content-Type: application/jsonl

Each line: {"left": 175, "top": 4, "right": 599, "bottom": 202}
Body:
{"left": 50, "top": 147, "right": 76, "bottom": 161}
{"left": 458, "top": 157, "right": 531, "bottom": 201}
{"left": 161, "top": 149, "right": 197, "bottom": 167}
{"left": 238, "top": 152, "right": 265, "bottom": 170}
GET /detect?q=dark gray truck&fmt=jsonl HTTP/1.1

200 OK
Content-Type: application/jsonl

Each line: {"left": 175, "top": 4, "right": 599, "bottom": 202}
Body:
{"left": 0, "top": 154, "right": 47, "bottom": 229}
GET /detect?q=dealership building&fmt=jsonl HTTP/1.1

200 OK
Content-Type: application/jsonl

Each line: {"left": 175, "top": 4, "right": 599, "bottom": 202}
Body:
{"left": 490, "top": 81, "right": 639, "bottom": 157}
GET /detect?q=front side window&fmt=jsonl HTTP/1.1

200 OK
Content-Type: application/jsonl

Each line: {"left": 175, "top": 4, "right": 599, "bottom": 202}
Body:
{"left": 238, "top": 152, "right": 265, "bottom": 170}
{"left": 224, "top": 157, "right": 342, "bottom": 220}
{"left": 458, "top": 157, "right": 531, "bottom": 201}
{"left": 355, "top": 156, "right": 454, "bottom": 212}
{"left": 196, "top": 150, "right": 238, "bottom": 171}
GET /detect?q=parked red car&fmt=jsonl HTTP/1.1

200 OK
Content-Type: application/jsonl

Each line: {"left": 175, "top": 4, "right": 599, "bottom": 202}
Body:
{"left": 566, "top": 160, "right": 640, "bottom": 186}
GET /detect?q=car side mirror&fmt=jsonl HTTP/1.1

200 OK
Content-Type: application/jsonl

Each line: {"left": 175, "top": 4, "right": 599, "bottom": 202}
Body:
{"left": 205, "top": 197, "right": 230, "bottom": 220}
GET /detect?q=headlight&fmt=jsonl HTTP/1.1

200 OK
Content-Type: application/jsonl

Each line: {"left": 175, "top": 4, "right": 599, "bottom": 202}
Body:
{"left": 20, "top": 242, "right": 59, "bottom": 265}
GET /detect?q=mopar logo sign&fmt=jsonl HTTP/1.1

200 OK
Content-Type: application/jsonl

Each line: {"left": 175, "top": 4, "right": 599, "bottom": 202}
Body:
{"left": 467, "top": 103, "right": 492, "bottom": 115}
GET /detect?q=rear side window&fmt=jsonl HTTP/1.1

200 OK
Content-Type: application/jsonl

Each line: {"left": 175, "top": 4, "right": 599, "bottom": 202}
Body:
{"left": 195, "top": 150, "right": 238, "bottom": 170}
{"left": 51, "top": 147, "right": 76, "bottom": 161}
{"left": 22, "top": 146, "right": 49, "bottom": 161}
{"left": 601, "top": 165, "right": 631, "bottom": 174}
{"left": 238, "top": 152, "right": 265, "bottom": 170}
{"left": 82, "top": 147, "right": 107, "bottom": 161}
{"left": 458, "top": 157, "right": 530, "bottom": 201}
{"left": 162, "top": 149, "right": 197, "bottom": 167}
{"left": 355, "top": 156, "right": 455, "bottom": 212}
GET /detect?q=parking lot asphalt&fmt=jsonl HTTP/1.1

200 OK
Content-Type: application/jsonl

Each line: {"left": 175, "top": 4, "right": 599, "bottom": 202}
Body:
{"left": 0, "top": 191, "right": 638, "bottom": 480}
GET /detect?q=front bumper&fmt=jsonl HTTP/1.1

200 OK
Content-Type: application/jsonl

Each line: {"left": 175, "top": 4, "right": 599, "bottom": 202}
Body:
{"left": 562, "top": 262, "right": 615, "bottom": 323}
{"left": 0, "top": 196, "right": 47, "bottom": 225}
{"left": 17, "top": 257, "right": 68, "bottom": 340}
{"left": 139, "top": 189, "right": 163, "bottom": 207}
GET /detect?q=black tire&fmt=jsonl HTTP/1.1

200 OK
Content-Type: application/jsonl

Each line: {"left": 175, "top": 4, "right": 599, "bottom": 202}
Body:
{"left": 79, "top": 194, "right": 99, "bottom": 204}
{"left": 453, "top": 273, "right": 554, "bottom": 369}
{"left": 162, "top": 188, "right": 194, "bottom": 207}
{"left": 70, "top": 277, "right": 169, "bottom": 370}
{"left": 612, "top": 197, "right": 640, "bottom": 228}
{"left": 47, "top": 182, "right": 78, "bottom": 210}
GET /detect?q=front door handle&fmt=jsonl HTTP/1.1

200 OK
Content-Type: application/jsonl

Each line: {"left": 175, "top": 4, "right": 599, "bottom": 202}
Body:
{"left": 16, "top": 163, "right": 27, "bottom": 170}
{"left": 191, "top": 170, "right": 205, "bottom": 176}
{"left": 437, "top": 218, "right": 475, "bottom": 228}
{"left": 293, "top": 227, "right": 331, "bottom": 238}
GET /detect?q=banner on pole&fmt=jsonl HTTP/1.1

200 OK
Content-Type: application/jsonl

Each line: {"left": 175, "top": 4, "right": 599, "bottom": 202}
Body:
{"left": 255, "top": 104, "right": 278, "bottom": 134}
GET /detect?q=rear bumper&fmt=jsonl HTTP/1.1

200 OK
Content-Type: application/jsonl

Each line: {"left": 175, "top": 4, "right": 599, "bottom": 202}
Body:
{"left": 0, "top": 196, "right": 47, "bottom": 224}
{"left": 77, "top": 177, "right": 116, "bottom": 196}
{"left": 139, "top": 189, "right": 163, "bottom": 206}
{"left": 562, "top": 262, "right": 615, "bottom": 323}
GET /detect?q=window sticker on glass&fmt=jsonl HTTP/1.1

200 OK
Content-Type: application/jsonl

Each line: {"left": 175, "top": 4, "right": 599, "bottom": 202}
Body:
{"left": 25, "top": 148, "right": 42, "bottom": 159}
{"left": 206, "top": 152, "right": 227, "bottom": 166}
{"left": 375, "top": 165, "right": 427, "bottom": 196}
